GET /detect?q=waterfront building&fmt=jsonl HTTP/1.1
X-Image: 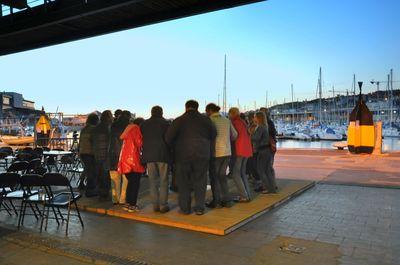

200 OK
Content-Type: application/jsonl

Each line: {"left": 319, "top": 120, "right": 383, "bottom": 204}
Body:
{"left": 270, "top": 89, "right": 400, "bottom": 124}
{"left": 0, "top": 91, "right": 36, "bottom": 119}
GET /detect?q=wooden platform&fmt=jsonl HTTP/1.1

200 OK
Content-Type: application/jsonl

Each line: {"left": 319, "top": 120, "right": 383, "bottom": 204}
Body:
{"left": 77, "top": 179, "right": 315, "bottom": 235}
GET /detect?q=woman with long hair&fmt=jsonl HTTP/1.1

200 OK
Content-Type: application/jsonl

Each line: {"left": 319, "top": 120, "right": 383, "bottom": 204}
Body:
{"left": 228, "top": 108, "right": 252, "bottom": 202}
{"left": 251, "top": 111, "right": 277, "bottom": 194}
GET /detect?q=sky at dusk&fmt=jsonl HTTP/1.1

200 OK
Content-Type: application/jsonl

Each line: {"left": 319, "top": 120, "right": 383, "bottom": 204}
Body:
{"left": 0, "top": 0, "right": 399, "bottom": 118}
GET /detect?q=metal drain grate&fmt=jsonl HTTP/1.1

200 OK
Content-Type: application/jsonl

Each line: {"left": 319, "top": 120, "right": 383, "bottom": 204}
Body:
{"left": 10, "top": 233, "right": 148, "bottom": 265}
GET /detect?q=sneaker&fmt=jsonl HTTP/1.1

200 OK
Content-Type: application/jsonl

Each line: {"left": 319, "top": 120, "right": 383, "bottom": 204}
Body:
{"left": 160, "top": 205, "right": 170, "bottom": 214}
{"left": 205, "top": 200, "right": 222, "bottom": 209}
{"left": 238, "top": 197, "right": 251, "bottom": 203}
{"left": 122, "top": 204, "right": 130, "bottom": 211}
{"left": 222, "top": 201, "right": 234, "bottom": 208}
{"left": 178, "top": 209, "right": 191, "bottom": 215}
{"left": 195, "top": 209, "right": 205, "bottom": 216}
{"left": 254, "top": 186, "right": 264, "bottom": 193}
{"left": 128, "top": 205, "right": 139, "bottom": 213}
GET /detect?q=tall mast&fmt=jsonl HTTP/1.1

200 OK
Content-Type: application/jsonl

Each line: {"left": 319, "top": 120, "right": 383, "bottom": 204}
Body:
{"left": 390, "top": 69, "right": 394, "bottom": 127}
{"left": 265, "top": 90, "right": 268, "bottom": 108}
{"left": 223, "top": 54, "right": 227, "bottom": 114}
{"left": 318, "top": 67, "right": 322, "bottom": 122}
{"left": 352, "top": 74, "right": 356, "bottom": 106}
{"left": 291, "top": 84, "right": 294, "bottom": 124}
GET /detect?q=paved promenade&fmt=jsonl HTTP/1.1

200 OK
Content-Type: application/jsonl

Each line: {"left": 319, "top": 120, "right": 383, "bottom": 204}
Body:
{"left": 1, "top": 149, "right": 400, "bottom": 264}
{"left": 275, "top": 149, "right": 400, "bottom": 187}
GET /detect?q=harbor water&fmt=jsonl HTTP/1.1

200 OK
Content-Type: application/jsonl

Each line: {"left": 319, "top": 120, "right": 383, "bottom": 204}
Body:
{"left": 277, "top": 137, "right": 400, "bottom": 152}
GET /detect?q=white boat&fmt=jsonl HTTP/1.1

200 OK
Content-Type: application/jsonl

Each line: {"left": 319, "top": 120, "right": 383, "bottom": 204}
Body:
{"left": 383, "top": 127, "right": 400, "bottom": 137}
{"left": 316, "top": 128, "right": 343, "bottom": 141}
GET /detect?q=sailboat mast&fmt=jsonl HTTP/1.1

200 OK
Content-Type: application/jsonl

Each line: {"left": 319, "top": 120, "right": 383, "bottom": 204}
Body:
{"left": 390, "top": 69, "right": 394, "bottom": 127}
{"left": 223, "top": 55, "right": 227, "bottom": 114}
{"left": 291, "top": 84, "right": 294, "bottom": 124}
{"left": 318, "top": 67, "right": 322, "bottom": 122}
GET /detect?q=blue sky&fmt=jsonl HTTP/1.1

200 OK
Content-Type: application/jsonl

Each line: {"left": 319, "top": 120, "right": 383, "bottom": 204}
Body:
{"left": 0, "top": 0, "right": 399, "bottom": 118}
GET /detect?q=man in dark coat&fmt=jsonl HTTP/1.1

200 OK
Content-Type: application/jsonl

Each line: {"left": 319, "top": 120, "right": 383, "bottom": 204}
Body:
{"left": 165, "top": 100, "right": 217, "bottom": 215}
{"left": 91, "top": 110, "right": 113, "bottom": 200}
{"left": 141, "top": 106, "right": 171, "bottom": 213}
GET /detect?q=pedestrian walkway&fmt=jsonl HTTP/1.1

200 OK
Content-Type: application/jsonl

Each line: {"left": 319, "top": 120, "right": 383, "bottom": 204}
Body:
{"left": 77, "top": 179, "right": 314, "bottom": 235}
{"left": 275, "top": 149, "right": 400, "bottom": 187}
{"left": 1, "top": 184, "right": 399, "bottom": 265}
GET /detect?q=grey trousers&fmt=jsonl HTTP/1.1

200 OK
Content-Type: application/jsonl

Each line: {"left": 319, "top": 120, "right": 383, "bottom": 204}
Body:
{"left": 210, "top": 156, "right": 231, "bottom": 204}
{"left": 231, "top": 157, "right": 251, "bottom": 199}
{"left": 256, "top": 148, "right": 277, "bottom": 193}
{"left": 147, "top": 162, "right": 169, "bottom": 208}
{"left": 175, "top": 160, "right": 209, "bottom": 212}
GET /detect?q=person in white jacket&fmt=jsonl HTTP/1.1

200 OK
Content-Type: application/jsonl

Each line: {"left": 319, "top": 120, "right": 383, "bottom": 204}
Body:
{"left": 206, "top": 103, "right": 238, "bottom": 208}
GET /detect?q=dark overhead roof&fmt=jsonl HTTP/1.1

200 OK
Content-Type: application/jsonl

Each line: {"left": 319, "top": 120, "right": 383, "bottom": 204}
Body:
{"left": 0, "top": 0, "right": 265, "bottom": 56}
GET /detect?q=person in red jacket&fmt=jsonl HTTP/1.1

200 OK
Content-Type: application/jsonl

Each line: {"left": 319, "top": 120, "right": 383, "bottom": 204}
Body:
{"left": 118, "top": 118, "right": 145, "bottom": 213}
{"left": 229, "top": 108, "right": 253, "bottom": 202}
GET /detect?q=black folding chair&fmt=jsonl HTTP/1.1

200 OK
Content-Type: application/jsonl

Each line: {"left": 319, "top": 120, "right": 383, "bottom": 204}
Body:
{"left": 0, "top": 147, "right": 13, "bottom": 156}
{"left": 27, "top": 158, "right": 43, "bottom": 174}
{"left": 18, "top": 174, "right": 43, "bottom": 229}
{"left": 0, "top": 151, "right": 9, "bottom": 170}
{"left": 32, "top": 147, "right": 44, "bottom": 160}
{"left": 7, "top": 161, "right": 29, "bottom": 175}
{"left": 15, "top": 152, "right": 34, "bottom": 162}
{"left": 41, "top": 173, "right": 84, "bottom": 235}
{"left": 0, "top": 172, "right": 21, "bottom": 216}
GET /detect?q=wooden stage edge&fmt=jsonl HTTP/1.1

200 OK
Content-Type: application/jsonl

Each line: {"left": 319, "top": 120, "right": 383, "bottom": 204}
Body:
{"left": 77, "top": 180, "right": 315, "bottom": 236}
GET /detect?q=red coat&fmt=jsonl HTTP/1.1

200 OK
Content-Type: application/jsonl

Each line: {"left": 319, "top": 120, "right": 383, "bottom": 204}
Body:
{"left": 231, "top": 117, "right": 253, "bottom": 158}
{"left": 118, "top": 124, "right": 145, "bottom": 174}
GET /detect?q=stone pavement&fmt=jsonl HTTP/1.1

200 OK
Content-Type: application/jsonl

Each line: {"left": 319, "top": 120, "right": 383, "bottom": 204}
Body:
{"left": 275, "top": 149, "right": 400, "bottom": 187}
{"left": 1, "top": 183, "right": 399, "bottom": 265}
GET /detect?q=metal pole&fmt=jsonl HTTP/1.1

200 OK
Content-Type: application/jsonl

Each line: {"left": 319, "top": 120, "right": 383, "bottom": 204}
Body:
{"left": 223, "top": 55, "right": 227, "bottom": 114}
{"left": 390, "top": 69, "right": 394, "bottom": 127}
{"left": 291, "top": 84, "right": 294, "bottom": 124}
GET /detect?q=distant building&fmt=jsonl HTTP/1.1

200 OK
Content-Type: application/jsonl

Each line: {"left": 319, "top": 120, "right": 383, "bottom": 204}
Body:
{"left": 0, "top": 92, "right": 37, "bottom": 119}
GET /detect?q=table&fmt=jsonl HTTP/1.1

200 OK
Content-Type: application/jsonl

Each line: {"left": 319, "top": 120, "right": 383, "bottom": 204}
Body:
{"left": 43, "top": 151, "right": 73, "bottom": 173}
{"left": 43, "top": 151, "right": 72, "bottom": 156}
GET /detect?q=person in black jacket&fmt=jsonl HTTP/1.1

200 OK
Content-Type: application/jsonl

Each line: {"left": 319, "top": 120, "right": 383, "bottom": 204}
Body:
{"left": 109, "top": 110, "right": 131, "bottom": 204}
{"left": 141, "top": 106, "right": 171, "bottom": 213}
{"left": 91, "top": 110, "right": 113, "bottom": 200}
{"left": 165, "top": 100, "right": 217, "bottom": 215}
{"left": 79, "top": 113, "right": 99, "bottom": 197}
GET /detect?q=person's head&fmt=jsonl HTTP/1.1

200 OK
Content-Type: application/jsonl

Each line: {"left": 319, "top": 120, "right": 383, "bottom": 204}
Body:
{"left": 228, "top": 107, "right": 240, "bottom": 120}
{"left": 119, "top": 110, "right": 131, "bottom": 124}
{"left": 259, "top": 107, "right": 270, "bottom": 119}
{"left": 133, "top": 117, "right": 145, "bottom": 126}
{"left": 86, "top": 113, "right": 99, "bottom": 126}
{"left": 205, "top": 103, "right": 221, "bottom": 116}
{"left": 151, "top": 106, "right": 163, "bottom": 118}
{"left": 114, "top": 109, "right": 122, "bottom": 119}
{"left": 255, "top": 111, "right": 267, "bottom": 126}
{"left": 240, "top": 113, "right": 247, "bottom": 122}
{"left": 100, "top": 110, "right": 113, "bottom": 124}
{"left": 185, "top": 100, "right": 199, "bottom": 112}
{"left": 247, "top": 111, "right": 255, "bottom": 124}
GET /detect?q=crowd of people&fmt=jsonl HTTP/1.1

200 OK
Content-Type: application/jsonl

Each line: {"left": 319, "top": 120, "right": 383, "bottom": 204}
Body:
{"left": 78, "top": 100, "right": 277, "bottom": 215}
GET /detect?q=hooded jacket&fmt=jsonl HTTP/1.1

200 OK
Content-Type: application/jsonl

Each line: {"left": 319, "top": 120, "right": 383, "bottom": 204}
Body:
{"left": 118, "top": 124, "right": 145, "bottom": 174}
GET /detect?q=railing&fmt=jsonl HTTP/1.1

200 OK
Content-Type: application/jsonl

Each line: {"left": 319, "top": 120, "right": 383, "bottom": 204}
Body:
{"left": 35, "top": 137, "right": 79, "bottom": 151}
